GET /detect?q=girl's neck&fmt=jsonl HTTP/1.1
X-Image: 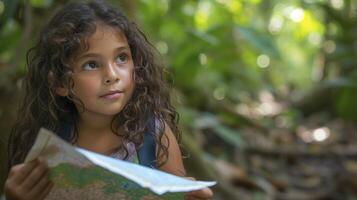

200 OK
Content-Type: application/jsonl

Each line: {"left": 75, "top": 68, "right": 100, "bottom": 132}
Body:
{"left": 78, "top": 116, "right": 111, "bottom": 135}
{"left": 75, "top": 112, "right": 123, "bottom": 155}
{"left": 77, "top": 111, "right": 114, "bottom": 134}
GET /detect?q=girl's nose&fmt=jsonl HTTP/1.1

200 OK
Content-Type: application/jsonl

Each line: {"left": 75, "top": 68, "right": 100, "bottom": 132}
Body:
{"left": 103, "top": 63, "right": 119, "bottom": 84}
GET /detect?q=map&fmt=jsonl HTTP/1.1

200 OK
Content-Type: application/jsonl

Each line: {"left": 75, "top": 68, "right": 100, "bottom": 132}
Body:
{"left": 25, "top": 128, "right": 216, "bottom": 200}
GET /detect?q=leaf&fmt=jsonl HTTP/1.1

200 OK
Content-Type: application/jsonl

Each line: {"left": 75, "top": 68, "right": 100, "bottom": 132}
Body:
{"left": 195, "top": 113, "right": 245, "bottom": 148}
{"left": 189, "top": 29, "right": 219, "bottom": 46}
{"left": 31, "top": 0, "right": 53, "bottom": 8}
{"left": 235, "top": 26, "right": 281, "bottom": 59}
{"left": 212, "top": 124, "right": 245, "bottom": 148}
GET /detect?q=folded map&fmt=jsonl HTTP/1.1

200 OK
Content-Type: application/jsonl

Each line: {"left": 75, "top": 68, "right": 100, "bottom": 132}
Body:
{"left": 25, "top": 128, "right": 216, "bottom": 200}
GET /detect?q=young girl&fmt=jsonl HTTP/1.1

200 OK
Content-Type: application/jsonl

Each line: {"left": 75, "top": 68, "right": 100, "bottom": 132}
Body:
{"left": 4, "top": 0, "right": 213, "bottom": 199}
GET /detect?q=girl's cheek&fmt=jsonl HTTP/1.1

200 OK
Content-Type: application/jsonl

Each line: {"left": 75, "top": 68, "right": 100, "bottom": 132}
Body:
{"left": 73, "top": 77, "right": 99, "bottom": 95}
{"left": 121, "top": 66, "right": 135, "bottom": 83}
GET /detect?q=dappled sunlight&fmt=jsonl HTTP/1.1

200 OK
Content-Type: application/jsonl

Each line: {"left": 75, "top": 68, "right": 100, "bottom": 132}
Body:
{"left": 235, "top": 90, "right": 285, "bottom": 119}
{"left": 1, "top": 0, "right": 356, "bottom": 199}
{"left": 155, "top": 41, "right": 169, "bottom": 55}
{"left": 194, "top": 1, "right": 211, "bottom": 31}
{"left": 331, "top": 0, "right": 344, "bottom": 9}
{"left": 297, "top": 126, "right": 331, "bottom": 143}
{"left": 288, "top": 7, "right": 305, "bottom": 23}
{"left": 213, "top": 87, "right": 226, "bottom": 101}
{"left": 257, "top": 90, "right": 284, "bottom": 116}
{"left": 216, "top": 0, "right": 242, "bottom": 13}
{"left": 268, "top": 15, "right": 284, "bottom": 34}
{"left": 256, "top": 54, "right": 270, "bottom": 68}
{"left": 199, "top": 53, "right": 208, "bottom": 66}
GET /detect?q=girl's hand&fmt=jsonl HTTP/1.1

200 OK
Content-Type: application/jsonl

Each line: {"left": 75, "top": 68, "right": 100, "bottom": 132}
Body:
{"left": 4, "top": 158, "right": 53, "bottom": 200}
{"left": 184, "top": 177, "right": 213, "bottom": 200}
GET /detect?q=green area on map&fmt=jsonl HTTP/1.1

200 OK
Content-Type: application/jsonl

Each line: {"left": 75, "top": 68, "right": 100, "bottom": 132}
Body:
{"left": 50, "top": 163, "right": 184, "bottom": 200}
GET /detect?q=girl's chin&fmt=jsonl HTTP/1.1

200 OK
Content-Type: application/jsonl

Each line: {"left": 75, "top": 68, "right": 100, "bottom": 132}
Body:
{"left": 77, "top": 108, "right": 124, "bottom": 117}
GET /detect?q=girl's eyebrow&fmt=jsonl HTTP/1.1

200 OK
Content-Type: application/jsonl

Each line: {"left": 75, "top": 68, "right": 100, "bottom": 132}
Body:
{"left": 78, "top": 46, "right": 131, "bottom": 60}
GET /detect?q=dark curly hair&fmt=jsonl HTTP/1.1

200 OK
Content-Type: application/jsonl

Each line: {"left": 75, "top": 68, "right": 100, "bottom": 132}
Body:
{"left": 8, "top": 0, "right": 180, "bottom": 168}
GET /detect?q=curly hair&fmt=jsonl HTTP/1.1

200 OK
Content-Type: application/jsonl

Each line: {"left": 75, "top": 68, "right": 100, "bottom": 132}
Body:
{"left": 8, "top": 0, "right": 180, "bottom": 168}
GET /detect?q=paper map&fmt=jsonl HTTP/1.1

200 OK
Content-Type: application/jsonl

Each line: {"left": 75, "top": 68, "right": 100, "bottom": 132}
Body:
{"left": 25, "top": 128, "right": 216, "bottom": 200}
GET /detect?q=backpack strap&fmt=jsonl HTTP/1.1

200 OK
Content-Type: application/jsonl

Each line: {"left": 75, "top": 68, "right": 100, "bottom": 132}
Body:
{"left": 137, "top": 118, "right": 157, "bottom": 169}
{"left": 56, "top": 119, "right": 74, "bottom": 142}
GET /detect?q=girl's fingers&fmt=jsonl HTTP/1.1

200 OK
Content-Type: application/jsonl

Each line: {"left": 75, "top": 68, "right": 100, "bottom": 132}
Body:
{"left": 27, "top": 170, "right": 51, "bottom": 198}
{"left": 184, "top": 195, "right": 199, "bottom": 200}
{"left": 21, "top": 159, "right": 49, "bottom": 191}
{"left": 11, "top": 159, "right": 39, "bottom": 184}
{"left": 184, "top": 177, "right": 213, "bottom": 200}
{"left": 37, "top": 181, "right": 54, "bottom": 200}
{"left": 186, "top": 188, "right": 213, "bottom": 199}
{"left": 184, "top": 194, "right": 205, "bottom": 200}
{"left": 186, "top": 177, "right": 195, "bottom": 181}
{"left": 5, "top": 160, "right": 40, "bottom": 199}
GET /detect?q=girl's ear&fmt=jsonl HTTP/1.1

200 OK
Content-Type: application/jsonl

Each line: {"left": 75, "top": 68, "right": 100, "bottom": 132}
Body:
{"left": 48, "top": 70, "right": 69, "bottom": 97}
{"left": 56, "top": 87, "right": 69, "bottom": 97}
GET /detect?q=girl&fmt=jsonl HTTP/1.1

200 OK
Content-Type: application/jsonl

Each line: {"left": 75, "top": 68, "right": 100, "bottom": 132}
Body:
{"left": 4, "top": 0, "right": 213, "bottom": 199}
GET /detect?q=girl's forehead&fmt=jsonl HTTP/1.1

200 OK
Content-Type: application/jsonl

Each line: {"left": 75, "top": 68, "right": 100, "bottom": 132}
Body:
{"left": 90, "top": 23, "right": 127, "bottom": 42}
{"left": 72, "top": 24, "right": 129, "bottom": 61}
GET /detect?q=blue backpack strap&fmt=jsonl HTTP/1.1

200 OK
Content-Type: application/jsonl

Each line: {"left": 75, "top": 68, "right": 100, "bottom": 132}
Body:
{"left": 56, "top": 118, "right": 74, "bottom": 142}
{"left": 137, "top": 118, "right": 157, "bottom": 169}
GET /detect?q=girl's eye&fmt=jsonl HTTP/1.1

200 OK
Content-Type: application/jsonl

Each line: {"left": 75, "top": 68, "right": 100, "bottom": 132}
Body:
{"left": 115, "top": 54, "right": 128, "bottom": 64}
{"left": 82, "top": 61, "right": 98, "bottom": 70}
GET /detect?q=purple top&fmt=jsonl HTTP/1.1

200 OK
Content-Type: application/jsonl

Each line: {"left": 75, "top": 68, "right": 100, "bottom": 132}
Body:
{"left": 109, "top": 142, "right": 137, "bottom": 162}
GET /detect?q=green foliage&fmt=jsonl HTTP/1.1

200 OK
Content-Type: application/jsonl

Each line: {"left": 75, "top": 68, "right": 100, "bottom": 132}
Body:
{"left": 236, "top": 26, "right": 280, "bottom": 59}
{"left": 0, "top": 19, "right": 22, "bottom": 58}
{"left": 0, "top": 0, "right": 19, "bottom": 26}
{"left": 30, "top": 0, "right": 53, "bottom": 8}
{"left": 0, "top": 0, "right": 355, "bottom": 142}
{"left": 336, "top": 88, "right": 357, "bottom": 121}
{"left": 0, "top": 0, "right": 356, "bottom": 197}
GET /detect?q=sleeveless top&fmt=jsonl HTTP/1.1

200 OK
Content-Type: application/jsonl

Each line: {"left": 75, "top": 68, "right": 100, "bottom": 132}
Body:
{"left": 109, "top": 142, "right": 138, "bottom": 162}
{"left": 56, "top": 117, "right": 157, "bottom": 169}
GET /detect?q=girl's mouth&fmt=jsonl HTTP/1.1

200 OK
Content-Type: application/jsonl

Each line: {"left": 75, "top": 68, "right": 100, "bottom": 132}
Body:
{"left": 100, "top": 90, "right": 123, "bottom": 99}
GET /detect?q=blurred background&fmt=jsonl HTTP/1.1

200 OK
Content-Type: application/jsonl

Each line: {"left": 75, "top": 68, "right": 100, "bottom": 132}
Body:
{"left": 0, "top": 0, "right": 356, "bottom": 199}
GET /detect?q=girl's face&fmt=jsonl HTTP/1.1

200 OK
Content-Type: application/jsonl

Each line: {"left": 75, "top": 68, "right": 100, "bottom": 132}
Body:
{"left": 67, "top": 24, "right": 135, "bottom": 117}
